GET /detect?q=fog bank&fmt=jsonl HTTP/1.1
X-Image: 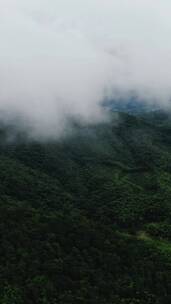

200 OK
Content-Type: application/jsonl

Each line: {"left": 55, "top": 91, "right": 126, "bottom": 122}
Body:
{"left": 1, "top": 0, "right": 171, "bottom": 137}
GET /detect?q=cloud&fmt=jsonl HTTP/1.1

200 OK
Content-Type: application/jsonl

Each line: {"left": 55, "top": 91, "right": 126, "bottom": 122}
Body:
{"left": 0, "top": 0, "right": 171, "bottom": 138}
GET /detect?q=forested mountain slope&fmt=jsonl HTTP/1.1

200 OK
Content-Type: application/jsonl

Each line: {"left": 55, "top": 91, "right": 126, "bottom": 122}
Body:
{"left": 0, "top": 111, "right": 171, "bottom": 303}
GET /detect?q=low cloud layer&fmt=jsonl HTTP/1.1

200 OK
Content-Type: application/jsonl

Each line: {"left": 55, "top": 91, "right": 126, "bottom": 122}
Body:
{"left": 1, "top": 0, "right": 171, "bottom": 138}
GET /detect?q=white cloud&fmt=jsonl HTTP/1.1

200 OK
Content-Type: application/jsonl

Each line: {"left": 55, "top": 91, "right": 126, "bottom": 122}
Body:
{"left": 0, "top": 0, "right": 171, "bottom": 137}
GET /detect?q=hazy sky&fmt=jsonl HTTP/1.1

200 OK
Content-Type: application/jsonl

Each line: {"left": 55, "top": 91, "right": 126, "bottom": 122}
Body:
{"left": 1, "top": 0, "right": 171, "bottom": 138}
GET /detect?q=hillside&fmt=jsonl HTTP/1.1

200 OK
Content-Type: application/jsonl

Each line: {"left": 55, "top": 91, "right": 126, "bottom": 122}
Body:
{"left": 0, "top": 111, "right": 171, "bottom": 303}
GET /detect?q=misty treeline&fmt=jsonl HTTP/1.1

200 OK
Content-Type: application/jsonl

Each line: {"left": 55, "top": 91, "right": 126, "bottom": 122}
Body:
{"left": 0, "top": 111, "right": 170, "bottom": 303}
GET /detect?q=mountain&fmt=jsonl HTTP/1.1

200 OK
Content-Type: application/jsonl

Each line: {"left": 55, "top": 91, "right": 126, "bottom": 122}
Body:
{"left": 105, "top": 97, "right": 160, "bottom": 114}
{"left": 0, "top": 111, "right": 171, "bottom": 303}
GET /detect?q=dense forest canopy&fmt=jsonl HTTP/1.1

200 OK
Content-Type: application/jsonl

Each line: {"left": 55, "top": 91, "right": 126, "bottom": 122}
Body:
{"left": 0, "top": 110, "right": 171, "bottom": 303}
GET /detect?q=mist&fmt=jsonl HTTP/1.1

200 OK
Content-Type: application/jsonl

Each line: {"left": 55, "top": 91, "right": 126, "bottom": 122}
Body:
{"left": 1, "top": 0, "right": 171, "bottom": 138}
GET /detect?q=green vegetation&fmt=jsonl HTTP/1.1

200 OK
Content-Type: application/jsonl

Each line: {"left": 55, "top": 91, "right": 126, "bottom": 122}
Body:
{"left": 0, "top": 111, "right": 170, "bottom": 303}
